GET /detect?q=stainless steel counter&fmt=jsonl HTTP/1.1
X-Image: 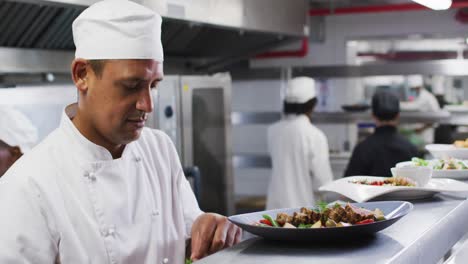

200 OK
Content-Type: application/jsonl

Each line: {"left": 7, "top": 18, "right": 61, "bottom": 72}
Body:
{"left": 199, "top": 195, "right": 468, "bottom": 264}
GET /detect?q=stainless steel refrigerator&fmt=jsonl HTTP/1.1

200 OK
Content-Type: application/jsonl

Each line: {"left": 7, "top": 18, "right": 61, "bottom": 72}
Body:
{"left": 148, "top": 73, "right": 234, "bottom": 215}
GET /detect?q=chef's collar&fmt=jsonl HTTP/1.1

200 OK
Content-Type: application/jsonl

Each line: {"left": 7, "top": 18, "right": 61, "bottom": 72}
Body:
{"left": 375, "top": 125, "right": 397, "bottom": 134}
{"left": 61, "top": 103, "right": 131, "bottom": 161}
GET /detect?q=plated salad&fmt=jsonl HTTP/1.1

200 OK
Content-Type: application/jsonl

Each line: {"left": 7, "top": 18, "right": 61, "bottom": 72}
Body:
{"left": 412, "top": 157, "right": 468, "bottom": 170}
{"left": 350, "top": 176, "right": 415, "bottom": 187}
{"left": 254, "top": 203, "right": 386, "bottom": 228}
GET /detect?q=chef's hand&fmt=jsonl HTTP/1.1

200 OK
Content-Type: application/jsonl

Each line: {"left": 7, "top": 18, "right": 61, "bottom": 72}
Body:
{"left": 190, "top": 213, "right": 242, "bottom": 261}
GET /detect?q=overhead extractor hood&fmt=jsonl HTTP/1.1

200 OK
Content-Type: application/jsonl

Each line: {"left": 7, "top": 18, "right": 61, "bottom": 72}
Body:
{"left": 0, "top": 0, "right": 308, "bottom": 75}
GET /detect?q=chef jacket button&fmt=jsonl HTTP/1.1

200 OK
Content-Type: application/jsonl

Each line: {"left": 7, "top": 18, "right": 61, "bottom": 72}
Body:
{"left": 162, "top": 258, "right": 169, "bottom": 264}
{"left": 134, "top": 157, "right": 142, "bottom": 162}
{"left": 101, "top": 227, "right": 116, "bottom": 237}
{"left": 107, "top": 228, "right": 115, "bottom": 236}
{"left": 151, "top": 211, "right": 159, "bottom": 220}
{"left": 84, "top": 171, "right": 96, "bottom": 181}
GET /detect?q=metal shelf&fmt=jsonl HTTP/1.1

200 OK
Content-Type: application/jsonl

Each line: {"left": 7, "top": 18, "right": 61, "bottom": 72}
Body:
{"left": 240, "top": 60, "right": 468, "bottom": 80}
{"left": 232, "top": 111, "right": 452, "bottom": 125}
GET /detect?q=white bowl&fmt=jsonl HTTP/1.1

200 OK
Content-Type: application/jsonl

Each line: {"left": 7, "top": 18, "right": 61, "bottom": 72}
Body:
{"left": 390, "top": 166, "right": 432, "bottom": 187}
{"left": 426, "top": 144, "right": 468, "bottom": 159}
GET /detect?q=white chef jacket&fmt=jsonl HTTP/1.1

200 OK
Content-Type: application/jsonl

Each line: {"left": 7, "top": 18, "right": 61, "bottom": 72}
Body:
{"left": 0, "top": 104, "right": 203, "bottom": 264}
{"left": 266, "top": 114, "right": 333, "bottom": 210}
{"left": 400, "top": 88, "right": 440, "bottom": 112}
{"left": 400, "top": 89, "right": 441, "bottom": 144}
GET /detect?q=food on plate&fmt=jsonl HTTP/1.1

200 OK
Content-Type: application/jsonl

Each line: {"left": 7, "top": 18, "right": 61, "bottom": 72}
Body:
{"left": 254, "top": 203, "right": 386, "bottom": 228}
{"left": 454, "top": 139, "right": 468, "bottom": 148}
{"left": 412, "top": 157, "right": 468, "bottom": 170}
{"left": 351, "top": 176, "right": 416, "bottom": 187}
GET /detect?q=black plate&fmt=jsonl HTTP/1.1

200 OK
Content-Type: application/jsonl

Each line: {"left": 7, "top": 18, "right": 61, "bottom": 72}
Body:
{"left": 228, "top": 201, "right": 413, "bottom": 241}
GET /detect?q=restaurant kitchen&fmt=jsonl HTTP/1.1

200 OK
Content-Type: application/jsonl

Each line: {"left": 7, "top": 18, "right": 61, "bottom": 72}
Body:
{"left": 1, "top": 0, "right": 468, "bottom": 263}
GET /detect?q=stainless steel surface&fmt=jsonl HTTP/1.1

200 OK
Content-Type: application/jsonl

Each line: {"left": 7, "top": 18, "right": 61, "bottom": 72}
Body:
{"left": 309, "top": 0, "right": 408, "bottom": 9}
{"left": 11, "top": 0, "right": 97, "bottom": 7}
{"left": 445, "top": 234, "right": 468, "bottom": 264}
{"left": 291, "top": 60, "right": 468, "bottom": 78}
{"left": 0, "top": 48, "right": 73, "bottom": 74}
{"left": 180, "top": 74, "right": 234, "bottom": 215}
{"left": 232, "top": 111, "right": 451, "bottom": 125}
{"left": 147, "top": 76, "right": 183, "bottom": 155}
{"left": 1, "top": 0, "right": 304, "bottom": 74}
{"left": 231, "top": 112, "right": 281, "bottom": 125}
{"left": 233, "top": 154, "right": 271, "bottom": 169}
{"left": 198, "top": 196, "right": 468, "bottom": 264}
{"left": 11, "top": 0, "right": 308, "bottom": 36}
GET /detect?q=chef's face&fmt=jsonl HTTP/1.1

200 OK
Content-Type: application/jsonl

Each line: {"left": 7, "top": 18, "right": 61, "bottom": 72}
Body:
{"left": 77, "top": 59, "right": 163, "bottom": 145}
{"left": 0, "top": 142, "right": 21, "bottom": 176}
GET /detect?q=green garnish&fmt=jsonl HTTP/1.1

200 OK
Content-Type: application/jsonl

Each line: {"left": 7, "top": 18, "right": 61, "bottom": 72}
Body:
{"left": 316, "top": 201, "right": 328, "bottom": 213}
{"left": 262, "top": 214, "right": 279, "bottom": 227}
{"left": 459, "top": 161, "right": 468, "bottom": 170}
{"left": 412, "top": 157, "right": 428, "bottom": 167}
{"left": 185, "top": 258, "right": 193, "bottom": 264}
{"left": 298, "top": 224, "right": 313, "bottom": 228}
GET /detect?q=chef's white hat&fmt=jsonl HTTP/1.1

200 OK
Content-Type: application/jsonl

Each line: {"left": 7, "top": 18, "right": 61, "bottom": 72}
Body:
{"left": 285, "top": 77, "right": 316, "bottom": 104}
{"left": 72, "top": 0, "right": 164, "bottom": 61}
{"left": 0, "top": 107, "right": 38, "bottom": 153}
{"left": 407, "top": 75, "right": 424, "bottom": 88}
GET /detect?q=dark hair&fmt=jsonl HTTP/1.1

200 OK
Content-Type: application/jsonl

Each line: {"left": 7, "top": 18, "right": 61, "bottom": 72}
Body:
{"left": 283, "top": 97, "right": 317, "bottom": 115}
{"left": 88, "top": 60, "right": 107, "bottom": 78}
{"left": 372, "top": 91, "right": 399, "bottom": 121}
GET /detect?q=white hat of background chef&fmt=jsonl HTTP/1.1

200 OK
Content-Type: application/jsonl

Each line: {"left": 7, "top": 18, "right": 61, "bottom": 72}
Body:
{"left": 0, "top": 108, "right": 38, "bottom": 153}
{"left": 285, "top": 77, "right": 316, "bottom": 104}
{"left": 72, "top": 0, "right": 164, "bottom": 61}
{"left": 407, "top": 75, "right": 424, "bottom": 88}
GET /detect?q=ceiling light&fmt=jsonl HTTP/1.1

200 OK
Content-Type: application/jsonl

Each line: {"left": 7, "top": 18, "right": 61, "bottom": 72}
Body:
{"left": 411, "top": 0, "right": 452, "bottom": 10}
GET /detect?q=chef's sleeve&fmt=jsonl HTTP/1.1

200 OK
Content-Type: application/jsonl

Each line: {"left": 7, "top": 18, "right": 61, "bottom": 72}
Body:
{"left": 165, "top": 135, "right": 203, "bottom": 239}
{"left": 0, "top": 176, "right": 58, "bottom": 263}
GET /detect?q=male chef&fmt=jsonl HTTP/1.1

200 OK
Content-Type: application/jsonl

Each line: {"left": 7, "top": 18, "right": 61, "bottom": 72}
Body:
{"left": 0, "top": 0, "right": 240, "bottom": 263}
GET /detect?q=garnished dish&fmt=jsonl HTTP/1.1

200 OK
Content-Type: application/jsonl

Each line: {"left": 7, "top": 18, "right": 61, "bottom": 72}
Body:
{"left": 425, "top": 144, "right": 468, "bottom": 160}
{"left": 411, "top": 157, "right": 468, "bottom": 170}
{"left": 229, "top": 201, "right": 413, "bottom": 241}
{"left": 350, "top": 177, "right": 416, "bottom": 187}
{"left": 254, "top": 202, "right": 386, "bottom": 228}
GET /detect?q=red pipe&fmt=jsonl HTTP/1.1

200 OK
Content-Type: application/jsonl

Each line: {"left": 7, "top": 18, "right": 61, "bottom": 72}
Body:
{"left": 256, "top": 1, "right": 468, "bottom": 59}
{"left": 309, "top": 1, "right": 468, "bottom": 16}
{"left": 255, "top": 37, "right": 308, "bottom": 59}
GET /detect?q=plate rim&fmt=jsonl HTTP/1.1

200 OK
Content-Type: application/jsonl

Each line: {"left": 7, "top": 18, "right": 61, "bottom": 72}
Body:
{"left": 319, "top": 176, "right": 468, "bottom": 202}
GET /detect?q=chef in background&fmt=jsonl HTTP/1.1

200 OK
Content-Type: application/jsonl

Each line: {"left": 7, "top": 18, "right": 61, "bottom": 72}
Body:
{"left": 266, "top": 77, "right": 333, "bottom": 210}
{"left": 401, "top": 75, "right": 440, "bottom": 112}
{"left": 344, "top": 91, "right": 418, "bottom": 177}
{"left": 0, "top": 107, "right": 38, "bottom": 176}
{"left": 400, "top": 75, "right": 440, "bottom": 145}
{"left": 0, "top": 1, "right": 240, "bottom": 263}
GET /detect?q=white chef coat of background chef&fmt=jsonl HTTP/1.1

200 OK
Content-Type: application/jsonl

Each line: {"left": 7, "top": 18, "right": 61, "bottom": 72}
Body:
{"left": 400, "top": 75, "right": 441, "bottom": 144}
{"left": 400, "top": 75, "right": 440, "bottom": 112}
{"left": 0, "top": 1, "right": 202, "bottom": 263}
{"left": 266, "top": 77, "right": 334, "bottom": 210}
{"left": 0, "top": 107, "right": 38, "bottom": 153}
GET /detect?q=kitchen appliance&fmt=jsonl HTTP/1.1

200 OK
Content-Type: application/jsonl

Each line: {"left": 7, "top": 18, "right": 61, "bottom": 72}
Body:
{"left": 148, "top": 73, "right": 234, "bottom": 215}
